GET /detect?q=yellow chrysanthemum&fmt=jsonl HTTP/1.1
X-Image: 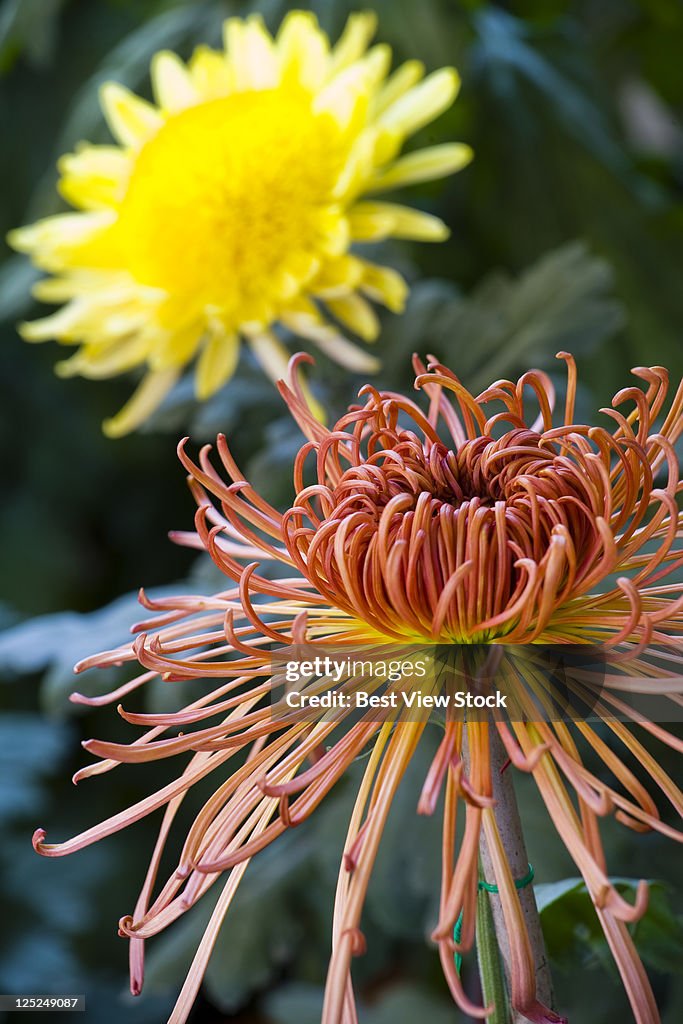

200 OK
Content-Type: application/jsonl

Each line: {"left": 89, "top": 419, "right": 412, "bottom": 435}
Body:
{"left": 9, "top": 10, "right": 471, "bottom": 436}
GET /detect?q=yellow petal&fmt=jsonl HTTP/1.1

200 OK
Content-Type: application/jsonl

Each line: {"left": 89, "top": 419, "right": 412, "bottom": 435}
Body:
{"left": 223, "top": 15, "right": 279, "bottom": 91}
{"left": 326, "top": 293, "right": 380, "bottom": 341}
{"left": 346, "top": 204, "right": 396, "bottom": 241}
{"left": 379, "top": 67, "right": 460, "bottom": 138}
{"left": 311, "top": 254, "right": 364, "bottom": 298}
{"left": 99, "top": 82, "right": 163, "bottom": 149}
{"left": 282, "top": 313, "right": 381, "bottom": 372}
{"left": 148, "top": 319, "right": 204, "bottom": 370}
{"left": 316, "top": 208, "right": 350, "bottom": 258}
{"left": 19, "top": 302, "right": 86, "bottom": 342}
{"left": 332, "top": 130, "right": 376, "bottom": 200}
{"left": 195, "top": 330, "right": 240, "bottom": 399}
{"left": 56, "top": 334, "right": 150, "bottom": 379}
{"left": 57, "top": 145, "right": 131, "bottom": 210}
{"left": 375, "top": 59, "right": 424, "bottom": 115}
{"left": 349, "top": 201, "right": 449, "bottom": 242}
{"left": 103, "top": 367, "right": 179, "bottom": 438}
{"left": 276, "top": 11, "right": 328, "bottom": 90}
{"left": 189, "top": 46, "right": 233, "bottom": 98}
{"left": 314, "top": 47, "right": 389, "bottom": 133}
{"left": 370, "top": 142, "right": 473, "bottom": 191}
{"left": 247, "top": 331, "right": 291, "bottom": 384}
{"left": 151, "top": 51, "right": 198, "bottom": 111}
{"left": 330, "top": 11, "right": 378, "bottom": 73}
{"left": 250, "top": 331, "right": 327, "bottom": 422}
{"left": 359, "top": 261, "right": 408, "bottom": 313}
{"left": 7, "top": 212, "right": 113, "bottom": 271}
{"left": 32, "top": 276, "right": 80, "bottom": 303}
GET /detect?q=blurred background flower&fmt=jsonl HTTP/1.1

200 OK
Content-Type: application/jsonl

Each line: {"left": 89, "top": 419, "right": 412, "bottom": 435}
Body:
{"left": 1, "top": 2, "right": 683, "bottom": 1023}
{"left": 8, "top": 9, "right": 469, "bottom": 436}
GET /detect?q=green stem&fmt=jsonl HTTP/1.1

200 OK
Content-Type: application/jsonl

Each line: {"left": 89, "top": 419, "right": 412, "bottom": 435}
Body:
{"left": 476, "top": 873, "right": 510, "bottom": 1024}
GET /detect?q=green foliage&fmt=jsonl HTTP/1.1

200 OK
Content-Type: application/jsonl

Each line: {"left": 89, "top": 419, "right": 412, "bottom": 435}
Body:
{"left": 382, "top": 241, "right": 625, "bottom": 393}
{"left": 0, "top": 0, "right": 67, "bottom": 72}
{"left": 536, "top": 877, "right": 683, "bottom": 976}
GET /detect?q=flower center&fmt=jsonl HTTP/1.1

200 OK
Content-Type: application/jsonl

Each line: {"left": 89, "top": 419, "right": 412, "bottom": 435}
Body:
{"left": 287, "top": 428, "right": 599, "bottom": 642}
{"left": 113, "top": 89, "right": 349, "bottom": 325}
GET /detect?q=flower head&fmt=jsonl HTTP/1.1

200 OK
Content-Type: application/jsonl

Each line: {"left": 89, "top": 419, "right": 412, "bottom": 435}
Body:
{"left": 9, "top": 11, "right": 470, "bottom": 436}
{"left": 35, "top": 354, "right": 683, "bottom": 1023}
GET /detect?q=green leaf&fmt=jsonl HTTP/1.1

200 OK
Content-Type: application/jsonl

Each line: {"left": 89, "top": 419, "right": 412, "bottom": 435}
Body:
{"left": 0, "top": 0, "right": 67, "bottom": 72}
{"left": 0, "top": 713, "right": 71, "bottom": 820}
{"left": 0, "top": 586, "right": 188, "bottom": 713}
{"left": 385, "top": 242, "right": 624, "bottom": 392}
{"left": 537, "top": 877, "right": 683, "bottom": 975}
{"left": 362, "top": 983, "right": 457, "bottom": 1024}
{"left": 362, "top": 735, "right": 443, "bottom": 942}
{"left": 0, "top": 256, "right": 40, "bottom": 323}
{"left": 470, "top": 8, "right": 661, "bottom": 203}
{"left": 262, "top": 983, "right": 324, "bottom": 1024}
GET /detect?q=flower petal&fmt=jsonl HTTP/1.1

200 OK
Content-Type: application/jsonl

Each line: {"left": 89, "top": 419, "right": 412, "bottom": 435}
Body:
{"left": 99, "top": 82, "right": 163, "bottom": 149}
{"left": 379, "top": 67, "right": 460, "bottom": 137}
{"left": 223, "top": 15, "right": 279, "bottom": 91}
{"left": 103, "top": 367, "right": 179, "bottom": 438}
{"left": 195, "top": 330, "right": 240, "bottom": 400}
{"left": 151, "top": 51, "right": 199, "bottom": 111}
{"left": 349, "top": 201, "right": 449, "bottom": 241}
{"left": 371, "top": 143, "right": 473, "bottom": 191}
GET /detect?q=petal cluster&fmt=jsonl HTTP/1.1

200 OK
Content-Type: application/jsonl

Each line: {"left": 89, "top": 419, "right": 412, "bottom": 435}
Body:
{"left": 9, "top": 11, "right": 470, "bottom": 436}
{"left": 34, "top": 354, "right": 683, "bottom": 1024}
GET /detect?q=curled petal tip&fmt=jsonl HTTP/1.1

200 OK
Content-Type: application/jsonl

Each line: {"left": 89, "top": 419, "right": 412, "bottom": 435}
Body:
{"left": 515, "top": 999, "right": 569, "bottom": 1024}
{"left": 342, "top": 927, "right": 367, "bottom": 957}
{"left": 32, "top": 828, "right": 48, "bottom": 852}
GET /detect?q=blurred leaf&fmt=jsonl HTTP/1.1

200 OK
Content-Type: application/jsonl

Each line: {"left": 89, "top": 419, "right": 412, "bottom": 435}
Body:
{"left": 0, "top": 587, "right": 187, "bottom": 713}
{"left": 245, "top": 418, "right": 309, "bottom": 507}
{"left": 386, "top": 242, "right": 624, "bottom": 391}
{"left": 262, "top": 983, "right": 324, "bottom": 1024}
{"left": 0, "top": 832, "right": 109, "bottom": 934}
{"left": 0, "top": 0, "right": 67, "bottom": 72}
{"left": 363, "top": 983, "right": 456, "bottom": 1024}
{"left": 0, "top": 713, "right": 71, "bottom": 820}
{"left": 469, "top": 7, "right": 662, "bottom": 205}
{"left": 143, "top": 364, "right": 280, "bottom": 440}
{"left": 54, "top": 3, "right": 221, "bottom": 150}
{"left": 0, "top": 255, "right": 39, "bottom": 323}
{"left": 537, "top": 877, "right": 683, "bottom": 974}
{"left": 0, "top": 932, "right": 80, "bottom": 992}
{"left": 362, "top": 736, "right": 442, "bottom": 942}
{"left": 264, "top": 980, "right": 456, "bottom": 1024}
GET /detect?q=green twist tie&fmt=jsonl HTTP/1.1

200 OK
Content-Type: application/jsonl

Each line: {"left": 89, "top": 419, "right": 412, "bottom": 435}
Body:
{"left": 453, "top": 863, "right": 535, "bottom": 973}
{"left": 478, "top": 862, "right": 535, "bottom": 894}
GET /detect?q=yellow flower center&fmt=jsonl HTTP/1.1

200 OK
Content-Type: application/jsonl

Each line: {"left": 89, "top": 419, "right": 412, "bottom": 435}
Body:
{"left": 114, "top": 88, "right": 349, "bottom": 327}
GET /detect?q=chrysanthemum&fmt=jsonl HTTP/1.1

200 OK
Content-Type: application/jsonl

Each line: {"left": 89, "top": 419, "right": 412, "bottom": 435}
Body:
{"left": 8, "top": 11, "right": 470, "bottom": 436}
{"left": 34, "top": 354, "right": 683, "bottom": 1023}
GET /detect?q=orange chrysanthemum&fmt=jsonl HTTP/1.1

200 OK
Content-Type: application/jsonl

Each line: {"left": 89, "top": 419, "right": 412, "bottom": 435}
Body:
{"left": 34, "top": 354, "right": 683, "bottom": 1024}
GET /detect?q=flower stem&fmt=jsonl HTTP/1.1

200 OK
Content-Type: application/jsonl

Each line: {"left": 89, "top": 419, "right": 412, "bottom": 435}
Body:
{"left": 475, "top": 865, "right": 509, "bottom": 1024}
{"left": 478, "top": 724, "right": 555, "bottom": 1023}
